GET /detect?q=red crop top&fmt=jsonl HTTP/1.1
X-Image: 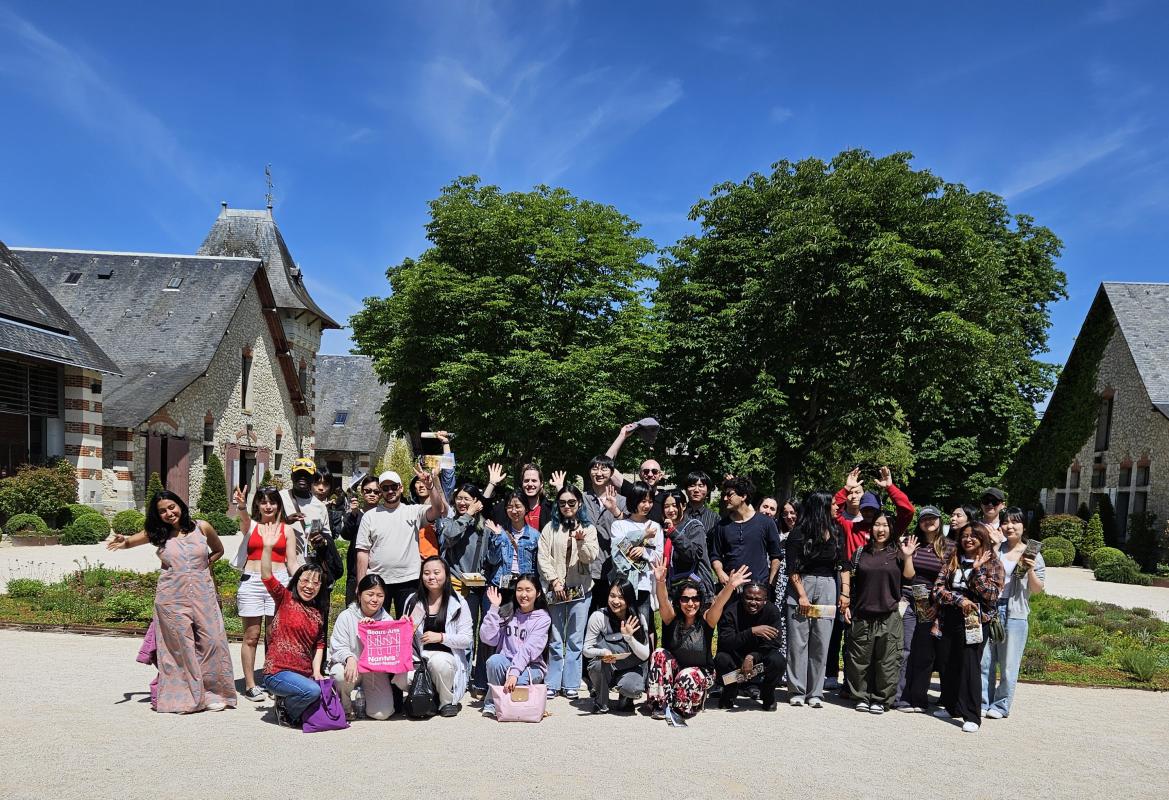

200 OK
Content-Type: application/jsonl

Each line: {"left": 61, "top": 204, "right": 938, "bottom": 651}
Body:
{"left": 247, "top": 524, "right": 288, "bottom": 563}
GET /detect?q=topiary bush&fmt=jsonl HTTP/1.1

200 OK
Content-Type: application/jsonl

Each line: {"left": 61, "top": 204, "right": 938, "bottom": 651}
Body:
{"left": 1039, "top": 535, "right": 1075, "bottom": 567}
{"left": 1097, "top": 492, "right": 1119, "bottom": 547}
{"left": 103, "top": 590, "right": 154, "bottom": 622}
{"left": 58, "top": 503, "right": 103, "bottom": 528}
{"left": 198, "top": 454, "right": 228, "bottom": 514}
{"left": 1089, "top": 546, "right": 1126, "bottom": 569}
{"left": 1094, "top": 556, "right": 1151, "bottom": 586}
{"left": 6, "top": 578, "right": 48, "bottom": 598}
{"left": 61, "top": 514, "right": 110, "bottom": 545}
{"left": 201, "top": 511, "right": 238, "bottom": 538}
{"left": 111, "top": 509, "right": 145, "bottom": 536}
{"left": 1039, "top": 514, "right": 1083, "bottom": 550}
{"left": 145, "top": 472, "right": 164, "bottom": 505}
{"left": 0, "top": 460, "right": 78, "bottom": 522}
{"left": 5, "top": 512, "right": 50, "bottom": 535}
{"left": 1081, "top": 513, "right": 1105, "bottom": 565}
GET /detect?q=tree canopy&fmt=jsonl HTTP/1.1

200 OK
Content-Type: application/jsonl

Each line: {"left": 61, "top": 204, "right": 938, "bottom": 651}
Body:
{"left": 351, "top": 176, "right": 658, "bottom": 478}
{"left": 652, "top": 150, "right": 1065, "bottom": 503}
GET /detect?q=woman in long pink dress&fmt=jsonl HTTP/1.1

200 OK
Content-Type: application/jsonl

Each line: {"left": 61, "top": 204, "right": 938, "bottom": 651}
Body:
{"left": 109, "top": 491, "right": 237, "bottom": 713}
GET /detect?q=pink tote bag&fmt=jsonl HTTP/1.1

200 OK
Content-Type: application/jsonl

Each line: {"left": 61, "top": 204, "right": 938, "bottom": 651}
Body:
{"left": 489, "top": 670, "right": 547, "bottom": 723}
{"left": 356, "top": 618, "right": 414, "bottom": 674}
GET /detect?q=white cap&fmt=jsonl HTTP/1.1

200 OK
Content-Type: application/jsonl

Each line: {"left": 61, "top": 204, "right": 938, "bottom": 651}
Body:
{"left": 378, "top": 470, "right": 403, "bottom": 486}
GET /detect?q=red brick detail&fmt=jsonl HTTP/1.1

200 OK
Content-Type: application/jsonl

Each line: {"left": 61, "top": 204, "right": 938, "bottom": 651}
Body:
{"left": 65, "top": 422, "right": 87, "bottom": 434}
{"left": 114, "top": 450, "right": 134, "bottom": 462}
{"left": 64, "top": 374, "right": 87, "bottom": 388}
{"left": 146, "top": 410, "right": 180, "bottom": 431}
{"left": 65, "top": 398, "right": 86, "bottom": 411}
{"left": 113, "top": 429, "right": 135, "bottom": 442}
{"left": 75, "top": 468, "right": 103, "bottom": 480}
{"left": 93, "top": 402, "right": 103, "bottom": 413}
{"left": 66, "top": 445, "right": 103, "bottom": 458}
{"left": 93, "top": 425, "right": 103, "bottom": 435}
{"left": 115, "top": 471, "right": 133, "bottom": 481}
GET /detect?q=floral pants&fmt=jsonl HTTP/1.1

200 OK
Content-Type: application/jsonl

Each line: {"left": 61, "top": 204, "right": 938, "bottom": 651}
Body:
{"left": 647, "top": 649, "right": 712, "bottom": 717}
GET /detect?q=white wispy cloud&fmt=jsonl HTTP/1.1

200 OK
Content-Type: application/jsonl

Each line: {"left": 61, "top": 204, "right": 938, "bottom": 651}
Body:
{"left": 394, "top": 3, "right": 683, "bottom": 182}
{"left": 998, "top": 124, "right": 1142, "bottom": 199}
{"left": 0, "top": 7, "right": 216, "bottom": 201}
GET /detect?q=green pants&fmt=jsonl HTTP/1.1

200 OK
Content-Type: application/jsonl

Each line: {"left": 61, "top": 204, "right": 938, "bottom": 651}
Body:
{"left": 845, "top": 609, "right": 904, "bottom": 707}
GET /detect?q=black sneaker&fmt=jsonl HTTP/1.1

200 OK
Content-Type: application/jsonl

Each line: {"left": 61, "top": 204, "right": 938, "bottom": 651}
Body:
{"left": 273, "top": 698, "right": 293, "bottom": 727}
{"left": 439, "top": 703, "right": 462, "bottom": 717}
{"left": 242, "top": 686, "right": 266, "bottom": 702}
{"left": 591, "top": 702, "right": 609, "bottom": 714}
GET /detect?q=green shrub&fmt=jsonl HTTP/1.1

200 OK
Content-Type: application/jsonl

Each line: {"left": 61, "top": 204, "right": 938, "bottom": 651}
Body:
{"left": 1040, "top": 535, "right": 1075, "bottom": 567}
{"left": 1130, "top": 607, "right": 1155, "bottom": 618}
{"left": 1118, "top": 650, "right": 1159, "bottom": 682}
{"left": 39, "top": 586, "right": 104, "bottom": 624}
{"left": 1097, "top": 492, "right": 1120, "bottom": 547}
{"left": 111, "top": 509, "right": 145, "bottom": 536}
{"left": 61, "top": 514, "right": 110, "bottom": 545}
{"left": 1039, "top": 515, "right": 1083, "bottom": 549}
{"left": 0, "top": 460, "right": 78, "bottom": 521}
{"left": 1089, "top": 546, "right": 1127, "bottom": 569}
{"left": 1020, "top": 641, "right": 1050, "bottom": 675}
{"left": 1127, "top": 511, "right": 1159, "bottom": 572}
{"left": 1094, "top": 556, "right": 1152, "bottom": 586}
{"left": 6, "top": 578, "right": 48, "bottom": 598}
{"left": 1041, "top": 632, "right": 1106, "bottom": 657}
{"left": 1081, "top": 513, "right": 1105, "bottom": 564}
{"left": 145, "top": 472, "right": 164, "bottom": 505}
{"left": 198, "top": 454, "right": 228, "bottom": 514}
{"left": 103, "top": 590, "right": 154, "bottom": 622}
{"left": 58, "top": 503, "right": 103, "bottom": 528}
{"left": 5, "top": 512, "right": 50, "bottom": 535}
{"left": 201, "top": 511, "right": 237, "bottom": 538}
{"left": 211, "top": 557, "right": 240, "bottom": 589}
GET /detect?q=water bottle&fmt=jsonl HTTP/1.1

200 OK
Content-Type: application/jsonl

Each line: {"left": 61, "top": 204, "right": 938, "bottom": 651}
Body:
{"left": 353, "top": 686, "right": 366, "bottom": 719}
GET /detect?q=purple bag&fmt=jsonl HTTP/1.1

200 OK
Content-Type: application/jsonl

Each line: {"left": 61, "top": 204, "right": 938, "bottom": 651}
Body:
{"left": 301, "top": 678, "right": 350, "bottom": 733}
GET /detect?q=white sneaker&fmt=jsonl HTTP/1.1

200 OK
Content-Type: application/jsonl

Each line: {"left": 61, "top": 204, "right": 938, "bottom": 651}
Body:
{"left": 985, "top": 708, "right": 1004, "bottom": 719}
{"left": 962, "top": 721, "right": 980, "bottom": 733}
{"left": 808, "top": 697, "right": 823, "bottom": 709}
{"left": 789, "top": 697, "right": 805, "bottom": 707}
{"left": 855, "top": 701, "right": 870, "bottom": 712}
{"left": 869, "top": 705, "right": 885, "bottom": 715}
{"left": 206, "top": 702, "right": 226, "bottom": 712}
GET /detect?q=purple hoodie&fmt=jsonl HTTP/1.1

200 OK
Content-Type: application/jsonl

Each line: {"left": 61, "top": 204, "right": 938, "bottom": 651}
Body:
{"left": 479, "top": 606, "right": 551, "bottom": 676}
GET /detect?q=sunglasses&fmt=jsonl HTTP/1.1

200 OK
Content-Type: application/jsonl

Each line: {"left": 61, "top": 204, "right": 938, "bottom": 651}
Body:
{"left": 380, "top": 483, "right": 401, "bottom": 492}
{"left": 641, "top": 468, "right": 661, "bottom": 475}
{"left": 679, "top": 595, "right": 700, "bottom": 603}
{"left": 980, "top": 498, "right": 1001, "bottom": 506}
{"left": 557, "top": 499, "right": 579, "bottom": 508}
{"left": 362, "top": 488, "right": 382, "bottom": 495}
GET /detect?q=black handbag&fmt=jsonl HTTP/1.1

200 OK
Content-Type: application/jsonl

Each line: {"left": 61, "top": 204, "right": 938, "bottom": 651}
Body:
{"left": 406, "top": 659, "right": 439, "bottom": 719}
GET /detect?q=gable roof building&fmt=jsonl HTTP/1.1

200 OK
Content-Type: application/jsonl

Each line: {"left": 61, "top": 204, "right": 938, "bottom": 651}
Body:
{"left": 313, "top": 354, "right": 398, "bottom": 491}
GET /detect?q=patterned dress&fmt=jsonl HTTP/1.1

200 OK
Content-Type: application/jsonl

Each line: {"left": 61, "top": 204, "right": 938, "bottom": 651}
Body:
{"left": 153, "top": 525, "right": 237, "bottom": 713}
{"left": 771, "top": 532, "right": 790, "bottom": 659}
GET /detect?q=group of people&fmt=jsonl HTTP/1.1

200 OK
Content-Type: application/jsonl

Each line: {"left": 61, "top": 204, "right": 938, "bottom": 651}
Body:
{"left": 106, "top": 423, "right": 1046, "bottom": 733}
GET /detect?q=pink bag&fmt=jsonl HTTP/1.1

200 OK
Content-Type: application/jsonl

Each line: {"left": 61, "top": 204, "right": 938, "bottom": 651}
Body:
{"left": 489, "top": 670, "right": 547, "bottom": 723}
{"left": 356, "top": 618, "right": 414, "bottom": 674}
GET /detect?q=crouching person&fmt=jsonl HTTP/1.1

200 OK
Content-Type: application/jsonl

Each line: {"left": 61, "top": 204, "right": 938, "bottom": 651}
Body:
{"left": 329, "top": 573, "right": 396, "bottom": 720}
{"left": 714, "top": 582, "right": 785, "bottom": 711}
{"left": 400, "top": 557, "right": 474, "bottom": 717}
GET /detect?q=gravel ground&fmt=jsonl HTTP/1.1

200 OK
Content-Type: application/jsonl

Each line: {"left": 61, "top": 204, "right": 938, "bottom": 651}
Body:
{"left": 1, "top": 628, "right": 1166, "bottom": 800}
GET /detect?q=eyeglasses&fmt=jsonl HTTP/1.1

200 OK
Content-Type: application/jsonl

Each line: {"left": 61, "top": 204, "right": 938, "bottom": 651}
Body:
{"left": 641, "top": 468, "right": 661, "bottom": 476}
{"left": 679, "top": 595, "right": 700, "bottom": 603}
{"left": 381, "top": 483, "right": 401, "bottom": 492}
{"left": 362, "top": 488, "right": 381, "bottom": 495}
{"left": 557, "top": 499, "right": 579, "bottom": 508}
{"left": 980, "top": 498, "right": 1001, "bottom": 506}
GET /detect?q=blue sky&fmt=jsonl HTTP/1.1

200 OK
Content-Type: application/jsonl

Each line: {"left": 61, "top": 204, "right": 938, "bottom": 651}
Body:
{"left": 1, "top": 1, "right": 1166, "bottom": 372}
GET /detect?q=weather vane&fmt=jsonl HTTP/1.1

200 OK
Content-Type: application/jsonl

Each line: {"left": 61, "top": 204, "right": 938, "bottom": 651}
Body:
{"left": 265, "top": 164, "right": 275, "bottom": 210}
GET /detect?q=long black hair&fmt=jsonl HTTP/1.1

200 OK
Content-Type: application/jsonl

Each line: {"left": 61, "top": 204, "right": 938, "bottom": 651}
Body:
{"left": 356, "top": 572, "right": 388, "bottom": 598}
{"left": 286, "top": 563, "right": 326, "bottom": 604}
{"left": 604, "top": 580, "right": 648, "bottom": 643}
{"left": 863, "top": 509, "right": 899, "bottom": 554}
{"left": 404, "top": 556, "right": 458, "bottom": 621}
{"left": 144, "top": 490, "right": 196, "bottom": 547}
{"left": 793, "top": 491, "right": 842, "bottom": 565}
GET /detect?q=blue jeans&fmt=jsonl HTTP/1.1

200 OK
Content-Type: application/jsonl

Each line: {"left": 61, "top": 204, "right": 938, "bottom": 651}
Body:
{"left": 547, "top": 596, "right": 589, "bottom": 692}
{"left": 263, "top": 670, "right": 321, "bottom": 724}
{"left": 483, "top": 654, "right": 544, "bottom": 714}
{"left": 981, "top": 609, "right": 1029, "bottom": 716}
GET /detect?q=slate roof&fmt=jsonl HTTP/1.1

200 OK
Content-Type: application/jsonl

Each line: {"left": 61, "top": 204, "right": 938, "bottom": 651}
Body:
{"left": 198, "top": 207, "right": 340, "bottom": 329}
{"left": 1103, "top": 282, "right": 1169, "bottom": 418}
{"left": 13, "top": 247, "right": 260, "bottom": 427}
{"left": 313, "top": 355, "right": 388, "bottom": 453}
{"left": 0, "top": 242, "right": 119, "bottom": 374}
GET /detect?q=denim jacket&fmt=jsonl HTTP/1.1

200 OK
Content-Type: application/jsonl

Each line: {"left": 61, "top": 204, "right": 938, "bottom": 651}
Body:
{"left": 485, "top": 524, "right": 540, "bottom": 586}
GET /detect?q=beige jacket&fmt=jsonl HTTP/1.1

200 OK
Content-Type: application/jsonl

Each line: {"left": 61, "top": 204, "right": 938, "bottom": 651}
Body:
{"left": 537, "top": 522, "right": 600, "bottom": 593}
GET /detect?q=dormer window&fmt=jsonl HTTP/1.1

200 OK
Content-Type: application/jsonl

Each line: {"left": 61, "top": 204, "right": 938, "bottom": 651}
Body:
{"left": 97, "top": 268, "right": 114, "bottom": 280}
{"left": 333, "top": 411, "right": 349, "bottom": 426}
{"left": 63, "top": 272, "right": 82, "bottom": 285}
{"left": 166, "top": 277, "right": 183, "bottom": 289}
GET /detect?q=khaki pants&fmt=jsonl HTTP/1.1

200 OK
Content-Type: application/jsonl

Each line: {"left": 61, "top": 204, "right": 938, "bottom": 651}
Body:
{"left": 845, "top": 609, "right": 904, "bottom": 708}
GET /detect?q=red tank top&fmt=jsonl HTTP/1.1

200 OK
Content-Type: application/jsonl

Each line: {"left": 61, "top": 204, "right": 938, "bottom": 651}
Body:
{"left": 247, "top": 523, "right": 288, "bottom": 563}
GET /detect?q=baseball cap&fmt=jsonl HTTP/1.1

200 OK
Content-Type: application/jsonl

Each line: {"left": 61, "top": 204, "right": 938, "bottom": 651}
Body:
{"left": 291, "top": 457, "right": 317, "bottom": 476}
{"left": 378, "top": 470, "right": 403, "bottom": 487}
{"left": 918, "top": 505, "right": 942, "bottom": 519}
{"left": 980, "top": 487, "right": 1005, "bottom": 503}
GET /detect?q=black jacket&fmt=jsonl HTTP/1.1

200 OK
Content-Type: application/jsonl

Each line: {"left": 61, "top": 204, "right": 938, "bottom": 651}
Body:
{"left": 716, "top": 600, "right": 784, "bottom": 660}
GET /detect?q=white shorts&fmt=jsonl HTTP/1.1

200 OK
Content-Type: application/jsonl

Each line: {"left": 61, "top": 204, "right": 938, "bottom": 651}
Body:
{"left": 236, "top": 570, "right": 289, "bottom": 618}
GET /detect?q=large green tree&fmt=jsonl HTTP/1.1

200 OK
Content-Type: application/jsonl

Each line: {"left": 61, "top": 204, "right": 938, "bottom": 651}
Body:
{"left": 351, "top": 176, "right": 658, "bottom": 477}
{"left": 653, "top": 150, "right": 1065, "bottom": 502}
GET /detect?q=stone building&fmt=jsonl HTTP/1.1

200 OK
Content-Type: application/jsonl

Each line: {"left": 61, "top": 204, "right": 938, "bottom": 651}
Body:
{"left": 1040, "top": 283, "right": 1169, "bottom": 541}
{"left": 12, "top": 204, "right": 338, "bottom": 512}
{"left": 313, "top": 354, "right": 398, "bottom": 493}
{"left": 0, "top": 242, "right": 120, "bottom": 503}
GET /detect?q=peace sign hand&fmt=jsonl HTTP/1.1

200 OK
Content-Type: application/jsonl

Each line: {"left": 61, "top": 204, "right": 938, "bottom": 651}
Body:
{"left": 233, "top": 485, "right": 248, "bottom": 508}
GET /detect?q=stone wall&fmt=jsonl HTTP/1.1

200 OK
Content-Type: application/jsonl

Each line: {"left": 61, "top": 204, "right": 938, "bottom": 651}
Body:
{"left": 1046, "top": 322, "right": 1169, "bottom": 538}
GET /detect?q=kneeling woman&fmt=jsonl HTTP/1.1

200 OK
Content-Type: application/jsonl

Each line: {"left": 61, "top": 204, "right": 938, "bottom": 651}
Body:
{"left": 584, "top": 581, "right": 651, "bottom": 713}
{"left": 479, "top": 574, "right": 551, "bottom": 718}
{"left": 401, "top": 556, "right": 474, "bottom": 717}
{"left": 647, "top": 562, "right": 747, "bottom": 719}
{"left": 932, "top": 522, "right": 1005, "bottom": 733}
{"left": 330, "top": 573, "right": 396, "bottom": 720}
{"left": 257, "top": 526, "right": 327, "bottom": 726}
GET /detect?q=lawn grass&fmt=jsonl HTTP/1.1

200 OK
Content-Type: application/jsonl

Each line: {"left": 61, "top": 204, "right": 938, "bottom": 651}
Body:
{"left": 3, "top": 551, "right": 1167, "bottom": 690}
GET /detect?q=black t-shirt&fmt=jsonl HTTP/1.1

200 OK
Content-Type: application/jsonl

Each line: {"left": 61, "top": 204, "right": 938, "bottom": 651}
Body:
{"left": 852, "top": 548, "right": 904, "bottom": 616}
{"left": 785, "top": 528, "right": 844, "bottom": 578}
{"left": 424, "top": 608, "right": 451, "bottom": 654}
{"left": 662, "top": 617, "right": 714, "bottom": 670}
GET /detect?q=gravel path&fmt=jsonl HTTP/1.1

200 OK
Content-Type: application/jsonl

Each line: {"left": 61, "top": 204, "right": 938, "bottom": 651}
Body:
{"left": 1, "top": 628, "right": 1165, "bottom": 800}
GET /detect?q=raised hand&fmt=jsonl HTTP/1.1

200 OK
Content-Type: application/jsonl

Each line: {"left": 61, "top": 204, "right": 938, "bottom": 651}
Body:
{"left": 972, "top": 550, "right": 992, "bottom": 570}
{"left": 601, "top": 484, "right": 621, "bottom": 515}
{"left": 620, "top": 615, "right": 641, "bottom": 637}
{"left": 487, "top": 463, "right": 506, "bottom": 487}
{"left": 651, "top": 562, "right": 668, "bottom": 583}
{"left": 900, "top": 536, "right": 919, "bottom": 559}
{"left": 486, "top": 586, "right": 502, "bottom": 608}
{"left": 844, "top": 468, "right": 862, "bottom": 491}
{"left": 233, "top": 485, "right": 248, "bottom": 508}
{"left": 435, "top": 430, "right": 450, "bottom": 444}
{"left": 467, "top": 498, "right": 483, "bottom": 517}
{"left": 551, "top": 470, "right": 567, "bottom": 492}
{"left": 727, "top": 564, "right": 752, "bottom": 590}
{"left": 259, "top": 524, "right": 283, "bottom": 548}
{"left": 413, "top": 462, "right": 434, "bottom": 488}
{"left": 485, "top": 519, "right": 503, "bottom": 536}
{"left": 875, "top": 466, "right": 893, "bottom": 489}
{"left": 620, "top": 422, "right": 639, "bottom": 437}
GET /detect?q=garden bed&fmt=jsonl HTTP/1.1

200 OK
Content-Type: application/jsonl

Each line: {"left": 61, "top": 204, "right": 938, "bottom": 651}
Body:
{"left": 8, "top": 534, "right": 61, "bottom": 546}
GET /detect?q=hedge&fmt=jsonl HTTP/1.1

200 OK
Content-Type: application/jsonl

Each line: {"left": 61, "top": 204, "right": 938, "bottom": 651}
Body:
{"left": 5, "top": 512, "right": 49, "bottom": 535}
{"left": 1089, "top": 546, "right": 1127, "bottom": 569}
{"left": 0, "top": 460, "right": 78, "bottom": 521}
{"left": 61, "top": 514, "right": 110, "bottom": 545}
{"left": 1039, "top": 514, "right": 1084, "bottom": 549}
{"left": 1094, "top": 556, "right": 1152, "bottom": 586}
{"left": 112, "top": 510, "right": 146, "bottom": 536}
{"left": 201, "top": 511, "right": 237, "bottom": 538}
{"left": 1040, "top": 536, "right": 1075, "bottom": 567}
